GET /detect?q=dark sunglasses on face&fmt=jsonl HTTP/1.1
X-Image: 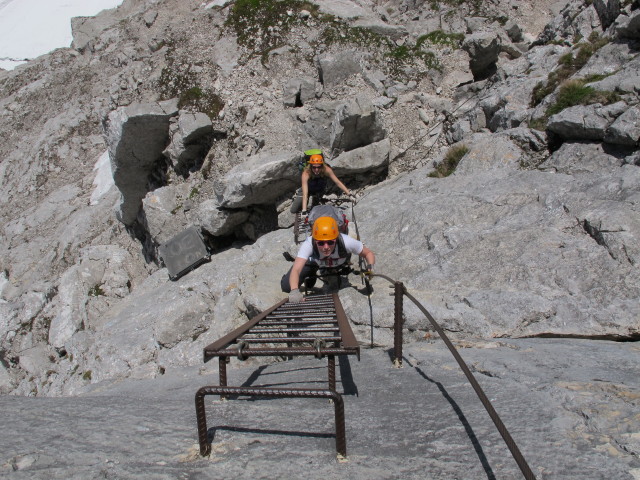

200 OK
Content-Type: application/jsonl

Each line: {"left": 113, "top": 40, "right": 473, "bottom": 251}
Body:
{"left": 316, "top": 240, "right": 336, "bottom": 246}
{"left": 311, "top": 165, "right": 322, "bottom": 169}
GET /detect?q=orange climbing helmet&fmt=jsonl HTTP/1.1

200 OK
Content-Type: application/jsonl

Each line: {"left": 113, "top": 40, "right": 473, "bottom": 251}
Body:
{"left": 312, "top": 216, "right": 339, "bottom": 241}
{"left": 308, "top": 154, "right": 324, "bottom": 166}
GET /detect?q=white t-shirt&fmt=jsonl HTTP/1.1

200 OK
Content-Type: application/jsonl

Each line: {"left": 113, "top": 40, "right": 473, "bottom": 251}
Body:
{"left": 297, "top": 233, "right": 364, "bottom": 269}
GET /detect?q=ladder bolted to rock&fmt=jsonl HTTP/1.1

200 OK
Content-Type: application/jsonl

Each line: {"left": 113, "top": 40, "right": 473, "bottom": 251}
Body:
{"left": 194, "top": 281, "right": 537, "bottom": 478}
{"left": 195, "top": 293, "right": 360, "bottom": 457}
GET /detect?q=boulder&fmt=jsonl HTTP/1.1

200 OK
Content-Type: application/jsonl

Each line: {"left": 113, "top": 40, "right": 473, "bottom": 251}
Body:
{"left": 578, "top": 41, "right": 637, "bottom": 78}
{"left": 330, "top": 95, "right": 386, "bottom": 153}
{"left": 104, "top": 99, "right": 179, "bottom": 226}
{"left": 465, "top": 16, "right": 487, "bottom": 34}
{"left": 539, "top": 141, "right": 626, "bottom": 174}
{"left": 504, "top": 127, "right": 548, "bottom": 153}
{"left": 605, "top": 105, "right": 640, "bottom": 146}
{"left": 504, "top": 20, "right": 524, "bottom": 43}
{"left": 462, "top": 32, "right": 501, "bottom": 81}
{"left": 317, "top": 51, "right": 362, "bottom": 88}
{"left": 330, "top": 139, "right": 390, "bottom": 176}
{"left": 546, "top": 102, "right": 628, "bottom": 142}
{"left": 282, "top": 77, "right": 317, "bottom": 107}
{"left": 212, "top": 34, "right": 241, "bottom": 73}
{"left": 163, "top": 111, "right": 214, "bottom": 176}
{"left": 445, "top": 118, "right": 474, "bottom": 144}
{"left": 362, "top": 69, "right": 387, "bottom": 94}
{"left": 143, "top": 10, "right": 158, "bottom": 28}
{"left": 587, "top": 54, "right": 640, "bottom": 94}
{"left": 477, "top": 74, "right": 545, "bottom": 132}
{"left": 141, "top": 183, "right": 193, "bottom": 245}
{"left": 535, "top": 1, "right": 601, "bottom": 45}
{"left": 454, "top": 133, "right": 525, "bottom": 175}
{"left": 193, "top": 199, "right": 250, "bottom": 237}
{"left": 612, "top": 9, "right": 640, "bottom": 39}
{"left": 301, "top": 100, "right": 343, "bottom": 147}
{"left": 215, "top": 151, "right": 300, "bottom": 208}
{"left": 592, "top": 0, "right": 621, "bottom": 31}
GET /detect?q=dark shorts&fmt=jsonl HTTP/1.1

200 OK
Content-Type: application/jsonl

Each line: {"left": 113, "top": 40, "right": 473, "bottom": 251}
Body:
{"left": 280, "top": 262, "right": 318, "bottom": 292}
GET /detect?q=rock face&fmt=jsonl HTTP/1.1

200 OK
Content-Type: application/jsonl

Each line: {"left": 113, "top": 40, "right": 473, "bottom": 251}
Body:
{"left": 1, "top": 339, "right": 638, "bottom": 479}
{"left": 104, "top": 99, "right": 179, "bottom": 226}
{"left": 0, "top": 4, "right": 639, "bottom": 475}
{"left": 0, "top": 0, "right": 638, "bottom": 475}
{"left": 462, "top": 32, "right": 502, "bottom": 80}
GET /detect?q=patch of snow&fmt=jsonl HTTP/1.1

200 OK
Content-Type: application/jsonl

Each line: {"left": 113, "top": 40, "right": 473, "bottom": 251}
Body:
{"left": 0, "top": 0, "right": 124, "bottom": 71}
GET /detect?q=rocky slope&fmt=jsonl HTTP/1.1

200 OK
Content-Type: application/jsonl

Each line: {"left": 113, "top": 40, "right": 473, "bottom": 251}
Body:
{"left": 0, "top": 0, "right": 638, "bottom": 457}
{"left": 2, "top": 339, "right": 639, "bottom": 479}
{"left": 1, "top": 0, "right": 639, "bottom": 477}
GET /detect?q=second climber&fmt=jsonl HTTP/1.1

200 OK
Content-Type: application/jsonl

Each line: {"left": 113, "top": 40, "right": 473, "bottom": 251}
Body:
{"left": 290, "top": 151, "right": 354, "bottom": 216}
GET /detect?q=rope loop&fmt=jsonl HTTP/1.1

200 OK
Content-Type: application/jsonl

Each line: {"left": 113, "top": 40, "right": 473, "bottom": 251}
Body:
{"left": 313, "top": 338, "right": 326, "bottom": 359}
{"left": 236, "top": 341, "right": 249, "bottom": 361}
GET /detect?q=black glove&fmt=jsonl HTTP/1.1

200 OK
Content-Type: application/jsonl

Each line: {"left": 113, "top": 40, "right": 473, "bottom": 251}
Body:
{"left": 365, "top": 264, "right": 374, "bottom": 275}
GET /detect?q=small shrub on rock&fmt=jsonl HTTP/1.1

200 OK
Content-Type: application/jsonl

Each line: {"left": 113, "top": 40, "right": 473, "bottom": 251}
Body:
{"left": 428, "top": 144, "right": 468, "bottom": 177}
{"left": 226, "top": 0, "right": 319, "bottom": 51}
{"left": 88, "top": 285, "right": 105, "bottom": 297}
{"left": 546, "top": 79, "right": 619, "bottom": 116}
{"left": 530, "top": 33, "right": 610, "bottom": 108}
{"left": 417, "top": 30, "right": 464, "bottom": 49}
{"left": 177, "top": 87, "right": 224, "bottom": 120}
{"left": 530, "top": 77, "right": 619, "bottom": 130}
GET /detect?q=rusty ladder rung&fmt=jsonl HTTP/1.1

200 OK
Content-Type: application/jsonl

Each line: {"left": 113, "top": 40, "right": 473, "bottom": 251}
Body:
{"left": 248, "top": 327, "right": 340, "bottom": 334}
{"left": 240, "top": 336, "right": 342, "bottom": 344}
{"left": 196, "top": 293, "right": 359, "bottom": 458}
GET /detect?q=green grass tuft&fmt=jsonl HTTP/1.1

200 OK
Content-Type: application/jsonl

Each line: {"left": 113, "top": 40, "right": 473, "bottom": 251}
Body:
{"left": 226, "top": 0, "right": 319, "bottom": 51}
{"left": 530, "top": 77, "right": 619, "bottom": 129}
{"left": 428, "top": 144, "right": 469, "bottom": 178}
{"left": 417, "top": 30, "right": 464, "bottom": 49}
{"left": 178, "top": 87, "right": 224, "bottom": 120}
{"left": 88, "top": 285, "right": 105, "bottom": 297}
{"left": 546, "top": 79, "right": 619, "bottom": 116}
{"left": 530, "top": 33, "right": 610, "bottom": 108}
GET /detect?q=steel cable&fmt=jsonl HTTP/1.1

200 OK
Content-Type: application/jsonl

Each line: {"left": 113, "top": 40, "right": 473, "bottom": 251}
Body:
{"left": 361, "top": 272, "right": 537, "bottom": 480}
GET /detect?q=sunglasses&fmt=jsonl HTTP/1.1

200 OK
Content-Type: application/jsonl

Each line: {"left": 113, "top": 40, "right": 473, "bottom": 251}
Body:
{"left": 316, "top": 240, "right": 336, "bottom": 246}
{"left": 311, "top": 165, "right": 322, "bottom": 169}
